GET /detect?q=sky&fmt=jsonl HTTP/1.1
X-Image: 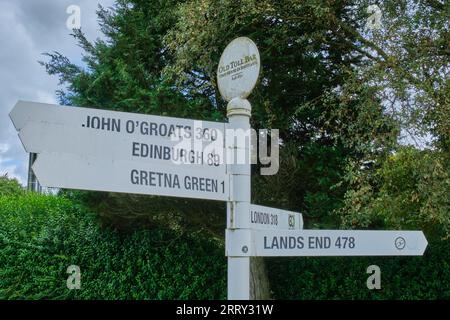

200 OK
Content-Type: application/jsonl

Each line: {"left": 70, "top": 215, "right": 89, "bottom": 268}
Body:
{"left": 0, "top": 0, "right": 115, "bottom": 184}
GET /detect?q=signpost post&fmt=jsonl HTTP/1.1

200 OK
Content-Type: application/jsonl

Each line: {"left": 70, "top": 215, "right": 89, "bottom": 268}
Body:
{"left": 10, "top": 36, "right": 429, "bottom": 301}
{"left": 217, "top": 37, "right": 261, "bottom": 300}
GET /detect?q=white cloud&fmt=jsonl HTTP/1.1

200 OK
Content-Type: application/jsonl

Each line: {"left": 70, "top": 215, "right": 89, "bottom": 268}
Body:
{"left": 0, "top": 0, "right": 115, "bottom": 185}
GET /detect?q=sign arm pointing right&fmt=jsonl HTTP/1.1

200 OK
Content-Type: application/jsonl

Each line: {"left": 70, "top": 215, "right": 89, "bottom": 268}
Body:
{"left": 226, "top": 229, "right": 428, "bottom": 257}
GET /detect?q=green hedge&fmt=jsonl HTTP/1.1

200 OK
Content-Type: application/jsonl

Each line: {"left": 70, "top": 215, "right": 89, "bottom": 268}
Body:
{"left": 0, "top": 192, "right": 448, "bottom": 299}
{"left": 0, "top": 193, "right": 226, "bottom": 299}
{"left": 268, "top": 241, "right": 450, "bottom": 299}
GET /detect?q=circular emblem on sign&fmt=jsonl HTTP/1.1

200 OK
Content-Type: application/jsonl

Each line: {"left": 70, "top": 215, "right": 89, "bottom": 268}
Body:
{"left": 242, "top": 245, "right": 248, "bottom": 253}
{"left": 288, "top": 214, "right": 295, "bottom": 229}
{"left": 394, "top": 237, "right": 406, "bottom": 250}
{"left": 217, "top": 37, "right": 261, "bottom": 102}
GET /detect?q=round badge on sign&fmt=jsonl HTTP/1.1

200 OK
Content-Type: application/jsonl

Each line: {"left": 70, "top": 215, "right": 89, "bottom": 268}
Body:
{"left": 217, "top": 37, "right": 260, "bottom": 102}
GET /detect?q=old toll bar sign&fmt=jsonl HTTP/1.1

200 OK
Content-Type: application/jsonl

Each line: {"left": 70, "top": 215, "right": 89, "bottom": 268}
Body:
{"left": 217, "top": 37, "right": 260, "bottom": 102}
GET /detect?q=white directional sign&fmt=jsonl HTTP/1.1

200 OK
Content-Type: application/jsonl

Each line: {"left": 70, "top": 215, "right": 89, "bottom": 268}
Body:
{"left": 10, "top": 100, "right": 224, "bottom": 135}
{"left": 226, "top": 229, "right": 428, "bottom": 257}
{"left": 32, "top": 153, "right": 229, "bottom": 201}
{"left": 10, "top": 100, "right": 229, "bottom": 201}
{"left": 217, "top": 37, "right": 260, "bottom": 102}
{"left": 11, "top": 101, "right": 226, "bottom": 167}
{"left": 246, "top": 204, "right": 303, "bottom": 230}
{"left": 18, "top": 120, "right": 226, "bottom": 172}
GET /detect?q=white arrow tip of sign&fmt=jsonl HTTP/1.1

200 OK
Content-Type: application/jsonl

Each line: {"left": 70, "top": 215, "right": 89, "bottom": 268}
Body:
{"left": 17, "top": 122, "right": 35, "bottom": 153}
{"left": 391, "top": 231, "right": 428, "bottom": 256}
{"left": 9, "top": 100, "right": 28, "bottom": 131}
{"left": 31, "top": 154, "right": 51, "bottom": 188}
{"left": 417, "top": 232, "right": 428, "bottom": 255}
{"left": 9, "top": 100, "right": 45, "bottom": 131}
{"left": 10, "top": 100, "right": 62, "bottom": 131}
{"left": 31, "top": 153, "right": 73, "bottom": 188}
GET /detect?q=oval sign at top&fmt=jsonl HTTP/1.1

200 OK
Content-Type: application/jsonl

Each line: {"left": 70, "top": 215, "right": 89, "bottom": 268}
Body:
{"left": 217, "top": 37, "right": 260, "bottom": 102}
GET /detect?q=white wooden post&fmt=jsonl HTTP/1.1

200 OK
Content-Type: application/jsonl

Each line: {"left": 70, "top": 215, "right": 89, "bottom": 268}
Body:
{"left": 226, "top": 97, "right": 252, "bottom": 300}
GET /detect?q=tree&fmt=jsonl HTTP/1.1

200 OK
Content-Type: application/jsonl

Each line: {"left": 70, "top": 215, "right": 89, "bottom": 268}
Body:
{"left": 331, "top": 1, "right": 449, "bottom": 244}
{"left": 164, "top": 0, "right": 399, "bottom": 297}
{"left": 41, "top": 0, "right": 227, "bottom": 233}
{"left": 340, "top": 0, "right": 449, "bottom": 150}
{"left": 0, "top": 175, "right": 24, "bottom": 197}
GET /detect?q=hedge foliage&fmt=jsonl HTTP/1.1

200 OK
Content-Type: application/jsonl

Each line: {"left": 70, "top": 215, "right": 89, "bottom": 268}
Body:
{"left": 268, "top": 240, "right": 450, "bottom": 300}
{"left": 0, "top": 193, "right": 226, "bottom": 299}
{"left": 0, "top": 175, "right": 24, "bottom": 197}
{"left": 0, "top": 192, "right": 448, "bottom": 299}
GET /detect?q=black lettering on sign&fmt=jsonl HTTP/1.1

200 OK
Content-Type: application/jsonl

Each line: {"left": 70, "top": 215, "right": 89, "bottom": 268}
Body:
{"left": 159, "top": 123, "right": 167, "bottom": 136}
{"left": 132, "top": 142, "right": 221, "bottom": 167}
{"left": 133, "top": 122, "right": 195, "bottom": 138}
{"left": 130, "top": 171, "right": 224, "bottom": 194}
{"left": 308, "top": 236, "right": 331, "bottom": 249}
{"left": 184, "top": 176, "right": 218, "bottom": 193}
{"left": 130, "top": 170, "right": 180, "bottom": 189}
{"left": 263, "top": 236, "right": 304, "bottom": 249}
{"left": 251, "top": 211, "right": 270, "bottom": 225}
{"left": 126, "top": 120, "right": 135, "bottom": 133}
{"left": 91, "top": 116, "right": 100, "bottom": 129}
{"left": 251, "top": 211, "right": 279, "bottom": 226}
{"left": 149, "top": 122, "right": 158, "bottom": 136}
{"left": 140, "top": 122, "right": 149, "bottom": 135}
{"left": 335, "top": 237, "right": 356, "bottom": 249}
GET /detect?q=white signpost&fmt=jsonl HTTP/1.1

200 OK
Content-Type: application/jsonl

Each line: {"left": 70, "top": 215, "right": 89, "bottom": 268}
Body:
{"left": 10, "top": 37, "right": 429, "bottom": 301}
{"left": 218, "top": 37, "right": 262, "bottom": 300}
{"left": 217, "top": 37, "right": 428, "bottom": 300}
{"left": 226, "top": 229, "right": 428, "bottom": 257}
